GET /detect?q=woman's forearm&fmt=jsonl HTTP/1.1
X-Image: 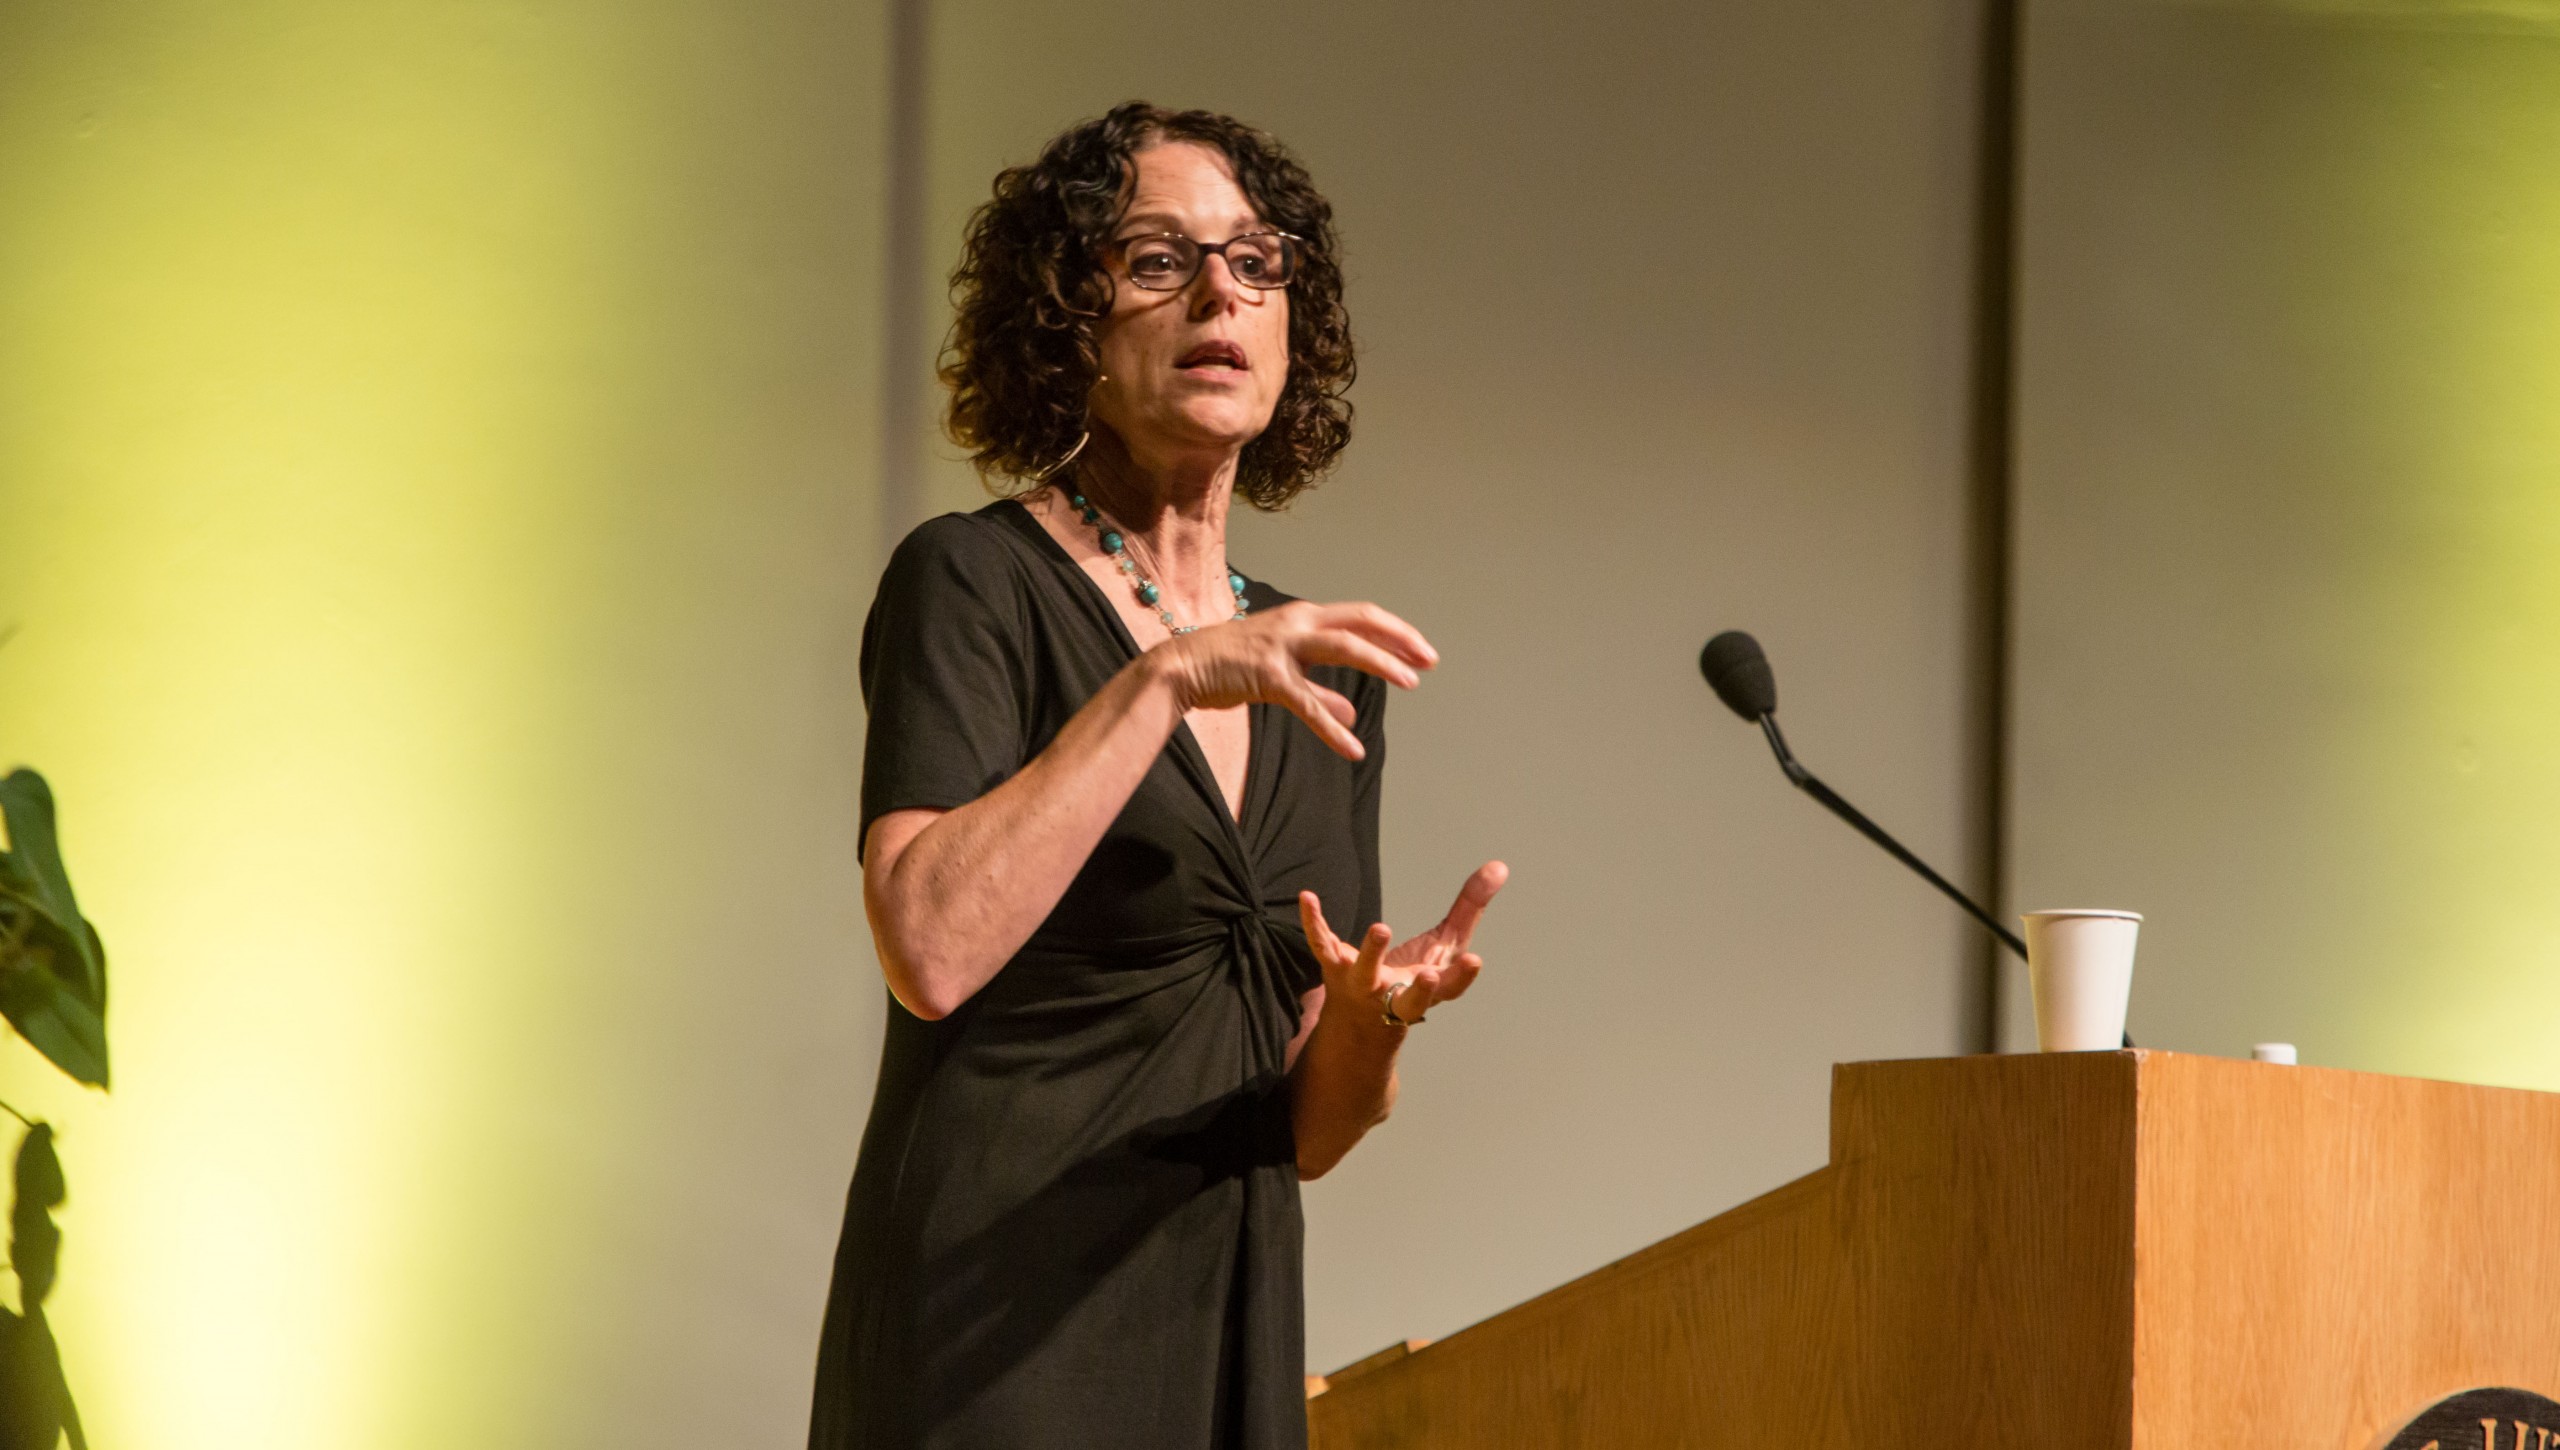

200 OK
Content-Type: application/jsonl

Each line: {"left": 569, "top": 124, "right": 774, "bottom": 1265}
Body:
{"left": 865, "top": 651, "right": 1186, "bottom": 1018}
{"left": 1289, "top": 1001, "right": 1404, "bottom": 1179}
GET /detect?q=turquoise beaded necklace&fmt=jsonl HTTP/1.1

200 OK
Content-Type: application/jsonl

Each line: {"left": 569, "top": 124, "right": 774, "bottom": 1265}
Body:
{"left": 1069, "top": 489, "right": 1250, "bottom": 635}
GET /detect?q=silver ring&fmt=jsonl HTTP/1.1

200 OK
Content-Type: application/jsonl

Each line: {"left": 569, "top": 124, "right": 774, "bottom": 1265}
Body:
{"left": 1380, "top": 981, "right": 1422, "bottom": 1027}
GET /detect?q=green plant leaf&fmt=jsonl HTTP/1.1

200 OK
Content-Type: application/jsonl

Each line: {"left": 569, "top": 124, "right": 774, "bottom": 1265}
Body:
{"left": 0, "top": 960, "right": 107, "bottom": 1088}
{"left": 0, "top": 770, "right": 109, "bottom": 1089}
{"left": 0, "top": 772, "right": 101, "bottom": 1006}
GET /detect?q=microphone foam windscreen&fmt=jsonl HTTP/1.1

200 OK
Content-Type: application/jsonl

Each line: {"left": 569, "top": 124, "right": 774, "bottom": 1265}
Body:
{"left": 1699, "top": 631, "right": 1778, "bottom": 719}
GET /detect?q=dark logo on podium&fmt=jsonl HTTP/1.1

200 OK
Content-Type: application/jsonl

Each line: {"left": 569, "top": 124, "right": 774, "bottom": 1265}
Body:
{"left": 2379, "top": 1388, "right": 2560, "bottom": 1450}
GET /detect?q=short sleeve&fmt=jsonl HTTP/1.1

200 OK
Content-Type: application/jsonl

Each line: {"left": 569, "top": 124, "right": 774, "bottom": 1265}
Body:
{"left": 857, "top": 516, "right": 1031, "bottom": 856}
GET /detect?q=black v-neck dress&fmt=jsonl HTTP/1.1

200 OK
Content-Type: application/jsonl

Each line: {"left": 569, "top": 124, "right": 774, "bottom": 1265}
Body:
{"left": 808, "top": 500, "right": 1384, "bottom": 1450}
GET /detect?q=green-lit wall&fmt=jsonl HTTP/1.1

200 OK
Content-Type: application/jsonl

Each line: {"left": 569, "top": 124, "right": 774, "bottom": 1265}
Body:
{"left": 11, "top": 0, "right": 2558, "bottom": 1444}
{"left": 2008, "top": 0, "right": 2560, "bottom": 1081}
{"left": 0, "top": 4, "right": 886, "bottom": 1445}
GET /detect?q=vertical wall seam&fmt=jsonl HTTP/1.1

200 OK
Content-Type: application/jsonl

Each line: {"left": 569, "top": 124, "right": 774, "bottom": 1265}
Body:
{"left": 1961, "top": 0, "right": 2025, "bottom": 1054}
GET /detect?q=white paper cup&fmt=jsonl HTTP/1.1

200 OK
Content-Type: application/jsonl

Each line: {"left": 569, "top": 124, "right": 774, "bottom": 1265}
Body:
{"left": 2021, "top": 910, "right": 2142, "bottom": 1052}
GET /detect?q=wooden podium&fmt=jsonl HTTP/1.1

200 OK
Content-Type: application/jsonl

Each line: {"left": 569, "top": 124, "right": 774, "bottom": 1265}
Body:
{"left": 1306, "top": 1051, "right": 2560, "bottom": 1447}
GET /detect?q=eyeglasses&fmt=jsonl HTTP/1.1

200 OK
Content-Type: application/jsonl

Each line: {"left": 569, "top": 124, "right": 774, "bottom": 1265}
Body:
{"left": 1106, "top": 231, "right": 1302, "bottom": 292}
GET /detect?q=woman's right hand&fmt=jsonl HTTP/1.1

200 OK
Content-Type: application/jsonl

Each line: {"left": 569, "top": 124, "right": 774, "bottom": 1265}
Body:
{"left": 1150, "top": 601, "right": 1437, "bottom": 760}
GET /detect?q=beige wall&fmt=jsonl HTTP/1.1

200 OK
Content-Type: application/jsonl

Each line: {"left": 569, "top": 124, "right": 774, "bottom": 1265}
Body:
{"left": 2007, "top": 0, "right": 2560, "bottom": 1081}
{"left": 907, "top": 1, "right": 2002, "bottom": 1374}
{"left": 2, "top": 2, "right": 2011, "bottom": 1444}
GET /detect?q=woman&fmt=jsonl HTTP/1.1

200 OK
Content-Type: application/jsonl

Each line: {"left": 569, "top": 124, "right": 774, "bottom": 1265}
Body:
{"left": 809, "top": 102, "right": 1508, "bottom": 1450}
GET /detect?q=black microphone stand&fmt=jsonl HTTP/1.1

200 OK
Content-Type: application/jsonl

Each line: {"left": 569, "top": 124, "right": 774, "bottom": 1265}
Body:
{"left": 1754, "top": 713, "right": 2028, "bottom": 960}
{"left": 1753, "top": 710, "right": 2133, "bottom": 1047}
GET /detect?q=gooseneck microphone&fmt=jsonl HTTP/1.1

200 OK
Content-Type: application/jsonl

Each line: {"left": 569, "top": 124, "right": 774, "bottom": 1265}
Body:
{"left": 1700, "top": 630, "right": 2029, "bottom": 961}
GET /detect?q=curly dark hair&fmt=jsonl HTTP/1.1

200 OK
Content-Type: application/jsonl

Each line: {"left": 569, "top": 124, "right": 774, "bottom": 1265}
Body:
{"left": 940, "top": 102, "right": 1355, "bottom": 511}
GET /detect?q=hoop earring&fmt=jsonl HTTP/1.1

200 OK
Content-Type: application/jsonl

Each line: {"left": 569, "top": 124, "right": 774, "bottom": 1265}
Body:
{"left": 1033, "top": 429, "right": 1090, "bottom": 483}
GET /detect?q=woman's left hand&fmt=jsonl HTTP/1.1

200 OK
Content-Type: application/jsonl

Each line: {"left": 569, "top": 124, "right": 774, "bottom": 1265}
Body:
{"left": 1298, "top": 861, "right": 1509, "bottom": 1027}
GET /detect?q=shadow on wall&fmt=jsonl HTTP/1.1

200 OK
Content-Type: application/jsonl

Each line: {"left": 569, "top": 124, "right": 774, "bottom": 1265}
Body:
{"left": 0, "top": 741, "right": 109, "bottom": 1450}
{"left": 1, "top": 1119, "right": 85, "bottom": 1450}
